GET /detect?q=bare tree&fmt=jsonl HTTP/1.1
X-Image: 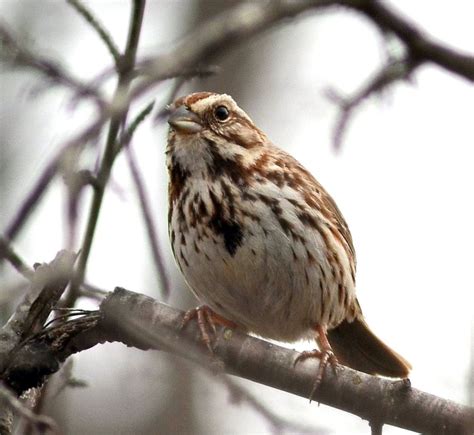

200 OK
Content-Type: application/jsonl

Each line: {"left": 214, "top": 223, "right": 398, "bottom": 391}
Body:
{"left": 1, "top": 1, "right": 473, "bottom": 434}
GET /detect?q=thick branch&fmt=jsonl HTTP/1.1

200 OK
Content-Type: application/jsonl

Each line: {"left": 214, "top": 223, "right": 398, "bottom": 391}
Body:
{"left": 7, "top": 288, "right": 473, "bottom": 435}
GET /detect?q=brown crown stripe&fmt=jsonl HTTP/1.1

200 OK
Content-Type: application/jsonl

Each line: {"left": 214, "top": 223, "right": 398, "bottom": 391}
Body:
{"left": 179, "top": 92, "right": 214, "bottom": 107}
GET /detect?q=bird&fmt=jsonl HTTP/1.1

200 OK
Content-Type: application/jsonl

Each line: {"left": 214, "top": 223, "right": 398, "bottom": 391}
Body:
{"left": 165, "top": 91, "right": 411, "bottom": 391}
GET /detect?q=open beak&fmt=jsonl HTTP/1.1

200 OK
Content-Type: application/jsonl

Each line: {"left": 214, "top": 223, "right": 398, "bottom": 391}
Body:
{"left": 168, "top": 105, "right": 203, "bottom": 134}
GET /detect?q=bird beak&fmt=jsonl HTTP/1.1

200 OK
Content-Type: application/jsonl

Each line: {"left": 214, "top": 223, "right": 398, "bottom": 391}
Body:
{"left": 168, "top": 105, "right": 203, "bottom": 134}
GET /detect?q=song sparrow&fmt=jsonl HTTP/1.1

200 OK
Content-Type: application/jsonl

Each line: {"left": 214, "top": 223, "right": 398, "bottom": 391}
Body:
{"left": 166, "top": 92, "right": 411, "bottom": 388}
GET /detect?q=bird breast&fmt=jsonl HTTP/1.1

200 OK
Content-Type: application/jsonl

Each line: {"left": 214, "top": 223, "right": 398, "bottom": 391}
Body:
{"left": 169, "top": 171, "right": 357, "bottom": 342}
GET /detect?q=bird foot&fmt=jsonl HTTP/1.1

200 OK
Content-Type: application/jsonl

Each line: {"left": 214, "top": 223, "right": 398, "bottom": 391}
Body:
{"left": 294, "top": 325, "right": 339, "bottom": 401}
{"left": 181, "top": 305, "right": 236, "bottom": 353}
{"left": 294, "top": 349, "right": 339, "bottom": 399}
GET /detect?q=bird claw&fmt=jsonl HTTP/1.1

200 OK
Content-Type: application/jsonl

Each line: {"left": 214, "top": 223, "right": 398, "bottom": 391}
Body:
{"left": 181, "top": 305, "right": 236, "bottom": 353}
{"left": 294, "top": 348, "right": 339, "bottom": 400}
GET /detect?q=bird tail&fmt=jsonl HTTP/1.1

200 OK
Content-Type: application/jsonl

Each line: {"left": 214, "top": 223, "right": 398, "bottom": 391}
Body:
{"left": 327, "top": 317, "right": 411, "bottom": 378}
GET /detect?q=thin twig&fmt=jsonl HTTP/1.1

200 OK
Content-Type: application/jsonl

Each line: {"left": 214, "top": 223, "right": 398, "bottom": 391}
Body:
{"left": 0, "top": 383, "right": 58, "bottom": 434}
{"left": 43, "top": 309, "right": 95, "bottom": 329}
{"left": 63, "top": 169, "right": 98, "bottom": 250}
{"left": 79, "top": 282, "right": 109, "bottom": 301}
{"left": 66, "top": 0, "right": 121, "bottom": 68}
{"left": 115, "top": 100, "right": 155, "bottom": 158}
{"left": 2, "top": 159, "right": 58, "bottom": 243}
{"left": 0, "top": 238, "right": 34, "bottom": 280}
{"left": 72, "top": 0, "right": 147, "bottom": 299}
{"left": 1, "top": 123, "right": 100, "bottom": 251}
{"left": 327, "top": 56, "right": 419, "bottom": 149}
{"left": 0, "top": 24, "right": 105, "bottom": 109}
{"left": 10, "top": 251, "right": 76, "bottom": 341}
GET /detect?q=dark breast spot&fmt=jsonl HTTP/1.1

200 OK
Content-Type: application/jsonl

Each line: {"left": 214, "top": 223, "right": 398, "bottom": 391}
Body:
{"left": 209, "top": 189, "right": 243, "bottom": 257}
{"left": 210, "top": 217, "right": 243, "bottom": 257}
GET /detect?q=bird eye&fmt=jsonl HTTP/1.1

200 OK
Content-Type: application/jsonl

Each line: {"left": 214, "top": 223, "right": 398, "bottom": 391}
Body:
{"left": 214, "top": 105, "right": 229, "bottom": 121}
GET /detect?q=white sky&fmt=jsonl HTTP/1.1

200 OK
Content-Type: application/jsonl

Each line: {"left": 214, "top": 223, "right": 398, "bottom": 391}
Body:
{"left": 0, "top": 1, "right": 473, "bottom": 434}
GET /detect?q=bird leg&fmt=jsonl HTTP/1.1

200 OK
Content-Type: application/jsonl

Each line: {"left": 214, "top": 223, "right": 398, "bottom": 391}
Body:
{"left": 181, "top": 305, "right": 237, "bottom": 352}
{"left": 294, "top": 325, "right": 339, "bottom": 400}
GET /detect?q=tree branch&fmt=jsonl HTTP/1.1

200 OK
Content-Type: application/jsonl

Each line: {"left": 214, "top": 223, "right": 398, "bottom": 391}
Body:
{"left": 72, "top": 0, "right": 147, "bottom": 299}
{"left": 66, "top": 0, "right": 121, "bottom": 68}
{"left": 327, "top": 56, "right": 419, "bottom": 149}
{"left": 4, "top": 288, "right": 473, "bottom": 435}
{"left": 0, "top": 383, "right": 58, "bottom": 435}
{"left": 0, "top": 238, "right": 34, "bottom": 280}
{"left": 0, "top": 25, "right": 105, "bottom": 109}
{"left": 344, "top": 0, "right": 474, "bottom": 82}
